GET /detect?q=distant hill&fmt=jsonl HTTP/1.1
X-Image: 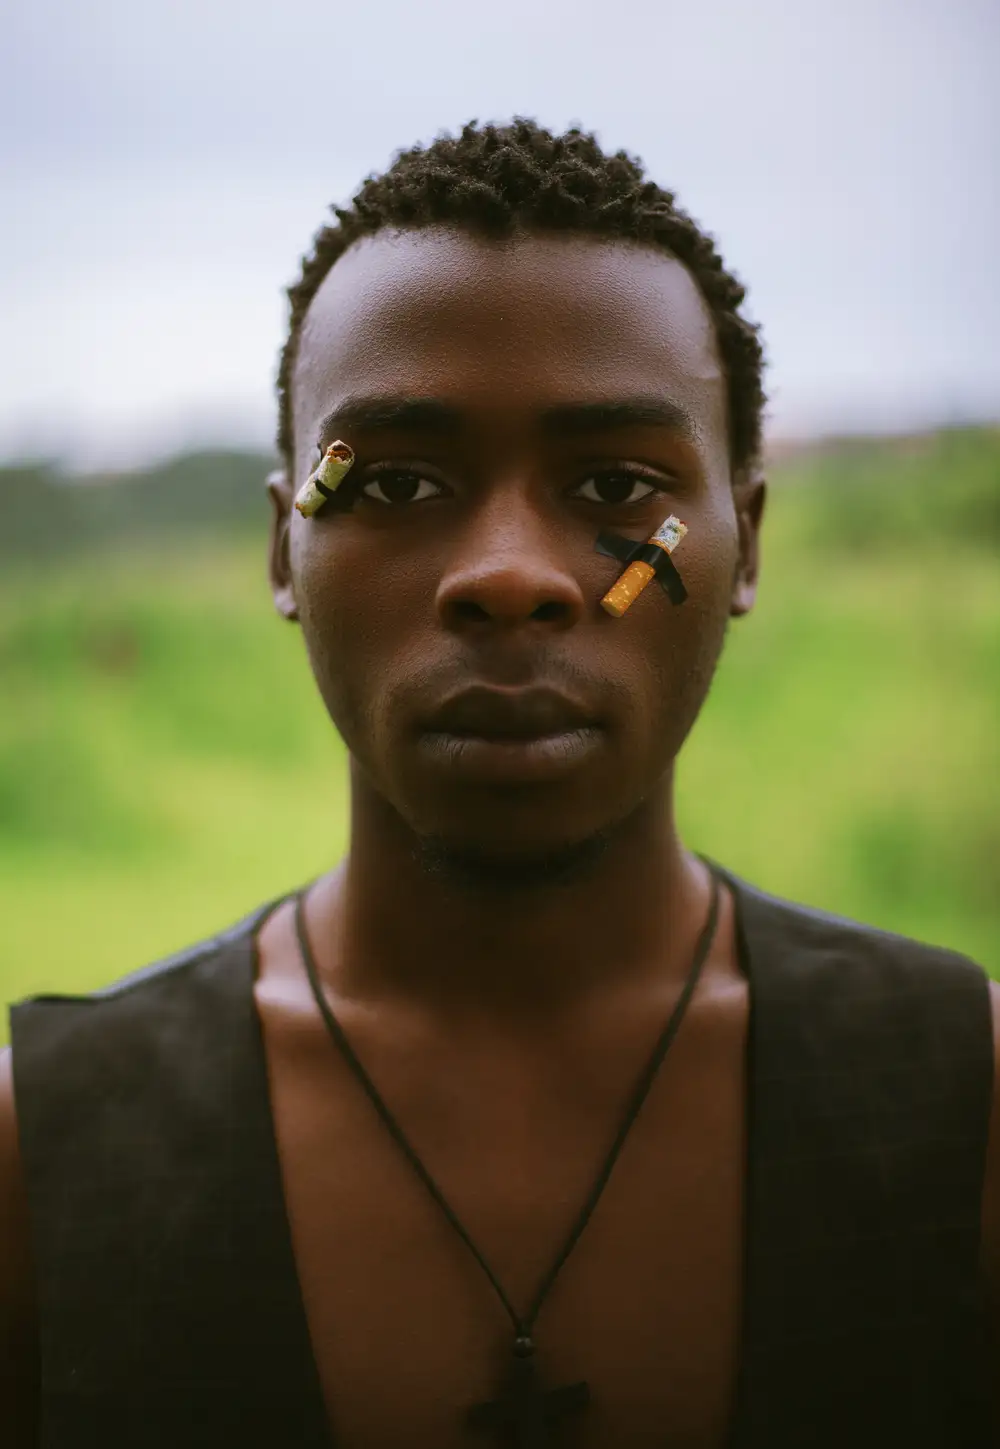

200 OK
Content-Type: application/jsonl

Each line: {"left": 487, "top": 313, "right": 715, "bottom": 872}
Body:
{"left": 1, "top": 426, "right": 997, "bottom": 564}
{"left": 764, "top": 425, "right": 1000, "bottom": 555}
{"left": 0, "top": 450, "right": 275, "bottom": 562}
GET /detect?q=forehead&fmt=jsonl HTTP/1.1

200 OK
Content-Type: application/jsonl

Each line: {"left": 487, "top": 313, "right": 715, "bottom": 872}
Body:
{"left": 292, "top": 228, "right": 727, "bottom": 465}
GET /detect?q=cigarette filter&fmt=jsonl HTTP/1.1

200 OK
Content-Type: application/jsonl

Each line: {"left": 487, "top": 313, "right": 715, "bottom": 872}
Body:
{"left": 294, "top": 441, "right": 355, "bottom": 517}
{"left": 600, "top": 515, "right": 688, "bottom": 618}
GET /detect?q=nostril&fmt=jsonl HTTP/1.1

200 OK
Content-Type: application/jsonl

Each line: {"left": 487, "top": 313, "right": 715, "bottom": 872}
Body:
{"left": 453, "top": 600, "right": 492, "bottom": 625}
{"left": 532, "top": 601, "right": 568, "bottom": 624}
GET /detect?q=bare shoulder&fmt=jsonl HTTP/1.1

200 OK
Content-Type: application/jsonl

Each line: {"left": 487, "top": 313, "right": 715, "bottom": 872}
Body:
{"left": 0, "top": 1046, "right": 40, "bottom": 1444}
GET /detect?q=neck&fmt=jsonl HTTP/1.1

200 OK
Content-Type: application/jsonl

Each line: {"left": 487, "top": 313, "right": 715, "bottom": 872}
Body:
{"left": 308, "top": 763, "right": 712, "bottom": 1019}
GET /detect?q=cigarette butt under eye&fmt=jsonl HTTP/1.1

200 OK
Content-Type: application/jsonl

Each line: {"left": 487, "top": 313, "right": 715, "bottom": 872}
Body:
{"left": 601, "top": 560, "right": 657, "bottom": 617}
{"left": 294, "top": 441, "right": 356, "bottom": 517}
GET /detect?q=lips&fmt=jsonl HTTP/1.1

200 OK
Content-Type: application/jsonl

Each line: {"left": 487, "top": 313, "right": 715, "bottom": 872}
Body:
{"left": 424, "top": 686, "right": 595, "bottom": 741}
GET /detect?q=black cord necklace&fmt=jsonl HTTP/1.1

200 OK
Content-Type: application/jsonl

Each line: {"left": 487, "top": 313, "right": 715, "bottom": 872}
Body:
{"left": 294, "top": 868, "right": 720, "bottom": 1448}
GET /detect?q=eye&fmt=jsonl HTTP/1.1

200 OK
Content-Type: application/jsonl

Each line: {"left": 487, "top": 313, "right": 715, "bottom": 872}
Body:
{"left": 573, "top": 471, "right": 664, "bottom": 505}
{"left": 360, "top": 470, "right": 446, "bottom": 505}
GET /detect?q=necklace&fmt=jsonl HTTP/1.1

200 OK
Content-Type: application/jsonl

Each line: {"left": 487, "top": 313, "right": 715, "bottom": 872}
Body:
{"left": 294, "top": 868, "right": 720, "bottom": 1447}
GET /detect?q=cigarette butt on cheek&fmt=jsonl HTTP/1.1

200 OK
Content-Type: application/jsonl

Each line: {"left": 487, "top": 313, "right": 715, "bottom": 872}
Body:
{"left": 599, "top": 515, "right": 688, "bottom": 617}
{"left": 600, "top": 560, "right": 657, "bottom": 618}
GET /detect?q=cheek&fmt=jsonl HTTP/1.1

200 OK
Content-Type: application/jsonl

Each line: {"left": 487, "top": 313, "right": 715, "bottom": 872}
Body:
{"left": 635, "top": 506, "right": 737, "bottom": 742}
{"left": 683, "top": 493, "right": 740, "bottom": 630}
{"left": 291, "top": 526, "right": 433, "bottom": 738}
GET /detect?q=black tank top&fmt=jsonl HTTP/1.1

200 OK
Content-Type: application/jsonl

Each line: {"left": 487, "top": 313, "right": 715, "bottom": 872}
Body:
{"left": 9, "top": 867, "right": 995, "bottom": 1447}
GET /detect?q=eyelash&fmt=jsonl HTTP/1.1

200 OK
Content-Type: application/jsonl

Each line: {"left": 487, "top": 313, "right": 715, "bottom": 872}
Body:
{"left": 330, "top": 457, "right": 673, "bottom": 508}
{"left": 355, "top": 462, "right": 449, "bottom": 506}
{"left": 572, "top": 466, "right": 669, "bottom": 506}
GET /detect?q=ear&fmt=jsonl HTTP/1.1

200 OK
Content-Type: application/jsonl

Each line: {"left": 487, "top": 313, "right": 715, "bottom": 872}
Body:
{"left": 267, "top": 468, "right": 299, "bottom": 622}
{"left": 730, "top": 468, "right": 766, "bottom": 618}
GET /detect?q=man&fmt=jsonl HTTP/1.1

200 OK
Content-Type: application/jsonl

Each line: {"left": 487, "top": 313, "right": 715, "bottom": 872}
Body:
{"left": 1, "top": 119, "right": 998, "bottom": 1448}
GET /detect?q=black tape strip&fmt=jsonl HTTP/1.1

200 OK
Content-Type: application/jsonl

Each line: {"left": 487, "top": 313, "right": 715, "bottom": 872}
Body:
{"left": 313, "top": 473, "right": 362, "bottom": 515}
{"left": 654, "top": 553, "right": 688, "bottom": 606}
{"left": 594, "top": 530, "right": 688, "bottom": 607}
{"left": 631, "top": 541, "right": 670, "bottom": 569}
{"left": 594, "top": 531, "right": 636, "bottom": 565}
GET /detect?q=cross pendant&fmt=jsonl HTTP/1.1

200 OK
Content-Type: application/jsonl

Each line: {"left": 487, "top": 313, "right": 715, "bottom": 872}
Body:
{"left": 467, "top": 1335, "right": 590, "bottom": 1448}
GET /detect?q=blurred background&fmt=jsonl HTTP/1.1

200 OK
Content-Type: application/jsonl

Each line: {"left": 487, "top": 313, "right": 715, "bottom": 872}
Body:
{"left": 1, "top": 0, "right": 998, "bottom": 1024}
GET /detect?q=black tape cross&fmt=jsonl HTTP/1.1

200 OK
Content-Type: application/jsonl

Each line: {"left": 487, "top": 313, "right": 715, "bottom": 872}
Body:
{"left": 594, "top": 530, "right": 688, "bottom": 606}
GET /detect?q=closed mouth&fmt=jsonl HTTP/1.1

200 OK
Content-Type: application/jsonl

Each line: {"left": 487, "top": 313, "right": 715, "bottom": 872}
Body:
{"left": 423, "top": 686, "right": 597, "bottom": 742}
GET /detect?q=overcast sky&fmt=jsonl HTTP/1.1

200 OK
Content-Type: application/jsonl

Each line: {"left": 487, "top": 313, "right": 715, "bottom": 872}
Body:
{"left": 2, "top": 0, "right": 997, "bottom": 466}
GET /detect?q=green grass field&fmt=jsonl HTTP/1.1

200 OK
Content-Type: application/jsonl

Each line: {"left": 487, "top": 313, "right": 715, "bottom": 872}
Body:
{"left": 2, "top": 428, "right": 998, "bottom": 1030}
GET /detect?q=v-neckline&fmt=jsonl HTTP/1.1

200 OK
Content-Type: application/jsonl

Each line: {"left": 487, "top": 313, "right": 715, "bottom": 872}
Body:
{"left": 244, "top": 862, "right": 760, "bottom": 1449}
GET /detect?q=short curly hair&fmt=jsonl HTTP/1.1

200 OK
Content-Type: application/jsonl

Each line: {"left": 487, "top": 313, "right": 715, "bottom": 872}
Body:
{"left": 277, "top": 118, "right": 766, "bottom": 476}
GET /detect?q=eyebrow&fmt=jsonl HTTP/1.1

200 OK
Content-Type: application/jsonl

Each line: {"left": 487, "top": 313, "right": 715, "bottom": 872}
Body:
{"left": 318, "top": 394, "right": 699, "bottom": 445}
{"left": 318, "top": 397, "right": 464, "bottom": 438}
{"left": 539, "top": 398, "right": 699, "bottom": 444}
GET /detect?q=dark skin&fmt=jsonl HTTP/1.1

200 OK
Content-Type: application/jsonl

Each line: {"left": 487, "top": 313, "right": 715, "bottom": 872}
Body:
{"left": 1, "top": 227, "right": 999, "bottom": 1445}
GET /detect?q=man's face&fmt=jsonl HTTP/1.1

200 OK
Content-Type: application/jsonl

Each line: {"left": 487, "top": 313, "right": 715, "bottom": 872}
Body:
{"left": 272, "top": 228, "right": 762, "bottom": 863}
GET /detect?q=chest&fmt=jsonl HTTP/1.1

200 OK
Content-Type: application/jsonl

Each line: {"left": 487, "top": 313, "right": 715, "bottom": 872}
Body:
{"left": 256, "top": 980, "right": 749, "bottom": 1449}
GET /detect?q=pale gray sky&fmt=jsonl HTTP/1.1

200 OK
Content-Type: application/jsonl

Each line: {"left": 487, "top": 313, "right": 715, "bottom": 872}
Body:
{"left": 2, "top": 0, "right": 997, "bottom": 466}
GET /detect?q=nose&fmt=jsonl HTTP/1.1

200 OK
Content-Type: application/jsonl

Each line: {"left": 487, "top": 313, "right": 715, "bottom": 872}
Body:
{"left": 435, "top": 487, "right": 586, "bottom": 634}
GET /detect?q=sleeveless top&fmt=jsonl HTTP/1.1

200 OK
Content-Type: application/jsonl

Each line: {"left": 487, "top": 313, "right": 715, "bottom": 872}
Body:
{"left": 9, "top": 866, "right": 995, "bottom": 1448}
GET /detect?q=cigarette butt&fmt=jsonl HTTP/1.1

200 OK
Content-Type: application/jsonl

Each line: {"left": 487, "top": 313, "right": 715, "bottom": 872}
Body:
{"left": 294, "top": 476, "right": 328, "bottom": 517}
{"left": 294, "top": 440, "right": 355, "bottom": 517}
{"left": 601, "top": 559, "right": 657, "bottom": 617}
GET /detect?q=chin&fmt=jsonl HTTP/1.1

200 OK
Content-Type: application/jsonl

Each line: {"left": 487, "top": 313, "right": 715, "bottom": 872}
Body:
{"left": 410, "top": 825, "right": 617, "bottom": 894}
{"left": 401, "top": 772, "right": 619, "bottom": 852}
{"left": 396, "top": 774, "right": 648, "bottom": 892}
